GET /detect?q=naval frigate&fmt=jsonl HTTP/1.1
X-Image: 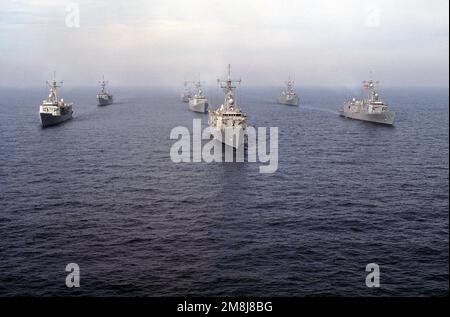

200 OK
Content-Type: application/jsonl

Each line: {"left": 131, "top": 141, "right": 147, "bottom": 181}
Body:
{"left": 189, "top": 81, "right": 209, "bottom": 113}
{"left": 339, "top": 79, "right": 395, "bottom": 125}
{"left": 97, "top": 76, "right": 113, "bottom": 106}
{"left": 278, "top": 78, "right": 299, "bottom": 106}
{"left": 181, "top": 81, "right": 192, "bottom": 103}
{"left": 39, "top": 75, "right": 73, "bottom": 128}
{"left": 208, "top": 65, "right": 247, "bottom": 149}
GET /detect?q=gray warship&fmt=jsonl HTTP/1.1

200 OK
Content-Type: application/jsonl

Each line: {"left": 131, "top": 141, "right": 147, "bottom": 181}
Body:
{"left": 339, "top": 79, "right": 395, "bottom": 125}
{"left": 181, "top": 81, "right": 191, "bottom": 103}
{"left": 97, "top": 76, "right": 113, "bottom": 106}
{"left": 278, "top": 78, "right": 299, "bottom": 106}
{"left": 208, "top": 65, "right": 247, "bottom": 149}
{"left": 39, "top": 75, "right": 73, "bottom": 128}
{"left": 189, "top": 81, "right": 209, "bottom": 113}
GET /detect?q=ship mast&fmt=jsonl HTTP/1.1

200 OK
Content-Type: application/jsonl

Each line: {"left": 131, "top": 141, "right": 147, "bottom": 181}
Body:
{"left": 362, "top": 79, "right": 380, "bottom": 102}
{"left": 286, "top": 78, "right": 294, "bottom": 95}
{"left": 99, "top": 75, "right": 108, "bottom": 94}
{"left": 46, "top": 72, "right": 63, "bottom": 102}
{"left": 217, "top": 64, "right": 241, "bottom": 108}
{"left": 192, "top": 80, "right": 204, "bottom": 97}
{"left": 192, "top": 80, "right": 203, "bottom": 90}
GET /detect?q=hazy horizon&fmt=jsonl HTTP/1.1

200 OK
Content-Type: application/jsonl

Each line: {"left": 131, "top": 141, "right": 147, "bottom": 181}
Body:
{"left": 1, "top": 84, "right": 449, "bottom": 90}
{"left": 0, "top": 0, "right": 449, "bottom": 88}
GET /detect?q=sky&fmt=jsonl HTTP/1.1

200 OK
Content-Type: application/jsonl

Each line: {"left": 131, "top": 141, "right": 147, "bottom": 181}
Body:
{"left": 0, "top": 0, "right": 448, "bottom": 87}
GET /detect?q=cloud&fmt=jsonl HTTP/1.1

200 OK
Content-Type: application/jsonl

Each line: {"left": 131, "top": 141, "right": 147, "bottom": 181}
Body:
{"left": 0, "top": 0, "right": 448, "bottom": 87}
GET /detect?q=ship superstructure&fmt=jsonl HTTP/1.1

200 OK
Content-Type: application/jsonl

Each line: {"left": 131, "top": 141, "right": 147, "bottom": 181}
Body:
{"left": 208, "top": 65, "right": 247, "bottom": 148}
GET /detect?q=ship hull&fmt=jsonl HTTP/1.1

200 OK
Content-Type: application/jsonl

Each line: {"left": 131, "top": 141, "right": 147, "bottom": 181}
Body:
{"left": 212, "top": 127, "right": 245, "bottom": 149}
{"left": 97, "top": 96, "right": 113, "bottom": 106}
{"left": 339, "top": 109, "right": 395, "bottom": 125}
{"left": 278, "top": 96, "right": 299, "bottom": 106}
{"left": 189, "top": 99, "right": 208, "bottom": 113}
{"left": 40, "top": 110, "right": 73, "bottom": 128}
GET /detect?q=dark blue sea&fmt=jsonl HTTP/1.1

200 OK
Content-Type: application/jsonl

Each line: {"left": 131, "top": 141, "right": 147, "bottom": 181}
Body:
{"left": 0, "top": 86, "right": 448, "bottom": 296}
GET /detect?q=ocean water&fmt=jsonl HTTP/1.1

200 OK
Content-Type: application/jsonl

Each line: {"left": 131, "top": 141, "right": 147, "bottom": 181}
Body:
{"left": 0, "top": 86, "right": 448, "bottom": 296}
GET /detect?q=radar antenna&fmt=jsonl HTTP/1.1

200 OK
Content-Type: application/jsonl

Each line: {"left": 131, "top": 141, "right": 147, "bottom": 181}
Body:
{"left": 218, "top": 64, "right": 241, "bottom": 91}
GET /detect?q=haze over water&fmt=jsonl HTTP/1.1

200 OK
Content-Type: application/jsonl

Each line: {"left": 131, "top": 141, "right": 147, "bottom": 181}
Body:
{"left": 0, "top": 0, "right": 448, "bottom": 88}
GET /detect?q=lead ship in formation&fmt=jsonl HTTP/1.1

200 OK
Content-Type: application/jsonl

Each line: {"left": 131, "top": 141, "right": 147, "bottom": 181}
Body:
{"left": 339, "top": 79, "right": 395, "bottom": 125}
{"left": 39, "top": 75, "right": 73, "bottom": 127}
{"left": 189, "top": 81, "right": 209, "bottom": 113}
{"left": 180, "top": 81, "right": 192, "bottom": 103}
{"left": 97, "top": 76, "right": 113, "bottom": 106}
{"left": 278, "top": 78, "right": 299, "bottom": 106}
{"left": 208, "top": 65, "right": 247, "bottom": 149}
